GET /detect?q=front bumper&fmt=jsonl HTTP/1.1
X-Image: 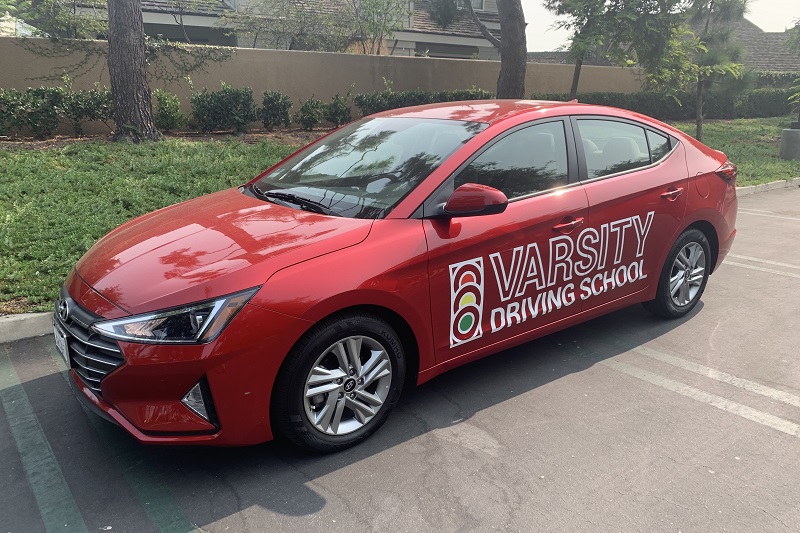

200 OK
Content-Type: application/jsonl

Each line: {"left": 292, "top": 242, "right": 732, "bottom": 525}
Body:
{"left": 58, "top": 278, "right": 313, "bottom": 446}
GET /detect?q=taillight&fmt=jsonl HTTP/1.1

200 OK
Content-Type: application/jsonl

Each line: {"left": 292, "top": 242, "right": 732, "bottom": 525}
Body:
{"left": 715, "top": 161, "right": 737, "bottom": 182}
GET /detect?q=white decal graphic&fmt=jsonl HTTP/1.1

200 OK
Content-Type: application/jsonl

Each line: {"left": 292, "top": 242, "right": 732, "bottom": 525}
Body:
{"left": 448, "top": 211, "right": 655, "bottom": 345}
{"left": 450, "top": 258, "right": 484, "bottom": 347}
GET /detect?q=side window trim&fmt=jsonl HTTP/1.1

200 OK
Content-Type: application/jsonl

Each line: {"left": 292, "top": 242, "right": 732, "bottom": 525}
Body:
{"left": 569, "top": 115, "right": 681, "bottom": 184}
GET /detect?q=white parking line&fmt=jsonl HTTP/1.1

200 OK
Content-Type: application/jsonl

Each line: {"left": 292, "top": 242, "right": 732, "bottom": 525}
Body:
{"left": 728, "top": 254, "right": 800, "bottom": 270}
{"left": 724, "top": 261, "right": 800, "bottom": 280}
{"left": 0, "top": 346, "right": 88, "bottom": 532}
{"left": 602, "top": 360, "right": 800, "bottom": 438}
{"left": 632, "top": 345, "right": 800, "bottom": 408}
{"left": 738, "top": 210, "right": 800, "bottom": 222}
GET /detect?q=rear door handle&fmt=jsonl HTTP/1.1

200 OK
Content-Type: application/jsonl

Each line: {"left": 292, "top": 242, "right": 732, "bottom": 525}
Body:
{"left": 552, "top": 217, "right": 585, "bottom": 233}
{"left": 661, "top": 187, "right": 684, "bottom": 200}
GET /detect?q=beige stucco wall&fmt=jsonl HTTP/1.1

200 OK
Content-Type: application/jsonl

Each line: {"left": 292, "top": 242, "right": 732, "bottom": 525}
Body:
{"left": 0, "top": 36, "right": 643, "bottom": 134}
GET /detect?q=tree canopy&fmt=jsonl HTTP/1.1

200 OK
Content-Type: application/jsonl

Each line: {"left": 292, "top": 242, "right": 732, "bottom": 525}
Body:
{"left": 218, "top": 0, "right": 355, "bottom": 51}
{"left": 12, "top": 0, "right": 107, "bottom": 38}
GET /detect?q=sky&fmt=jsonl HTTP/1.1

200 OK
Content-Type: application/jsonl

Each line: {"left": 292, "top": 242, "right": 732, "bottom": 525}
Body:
{"left": 522, "top": 0, "right": 800, "bottom": 51}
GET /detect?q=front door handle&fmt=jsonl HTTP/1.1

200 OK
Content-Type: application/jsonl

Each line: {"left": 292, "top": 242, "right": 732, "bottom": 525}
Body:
{"left": 552, "top": 217, "right": 585, "bottom": 233}
{"left": 661, "top": 187, "right": 684, "bottom": 201}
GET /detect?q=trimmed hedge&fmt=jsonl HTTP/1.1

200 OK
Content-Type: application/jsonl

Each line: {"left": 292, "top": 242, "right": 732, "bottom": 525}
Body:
{"left": 189, "top": 81, "right": 258, "bottom": 133}
{"left": 734, "top": 88, "right": 796, "bottom": 118}
{"left": 324, "top": 91, "right": 353, "bottom": 128}
{"left": 261, "top": 90, "right": 292, "bottom": 130}
{"left": 295, "top": 96, "right": 325, "bottom": 131}
{"left": 529, "top": 89, "right": 794, "bottom": 121}
{"left": 153, "top": 89, "right": 187, "bottom": 133}
{"left": 0, "top": 84, "right": 113, "bottom": 139}
{"left": 756, "top": 71, "right": 798, "bottom": 89}
{"left": 354, "top": 86, "right": 495, "bottom": 116}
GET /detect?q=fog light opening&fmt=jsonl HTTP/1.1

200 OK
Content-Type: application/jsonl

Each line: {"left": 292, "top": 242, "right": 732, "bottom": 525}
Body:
{"left": 181, "top": 377, "right": 218, "bottom": 427}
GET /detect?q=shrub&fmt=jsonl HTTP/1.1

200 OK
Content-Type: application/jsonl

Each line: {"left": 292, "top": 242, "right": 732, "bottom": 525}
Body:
{"left": 324, "top": 89, "right": 353, "bottom": 127}
{"left": 295, "top": 96, "right": 325, "bottom": 130}
{"left": 734, "top": 88, "right": 793, "bottom": 118}
{"left": 354, "top": 84, "right": 495, "bottom": 116}
{"left": 530, "top": 91, "right": 690, "bottom": 119}
{"left": 8, "top": 87, "right": 64, "bottom": 140}
{"left": 261, "top": 90, "right": 292, "bottom": 130}
{"left": 756, "top": 71, "right": 798, "bottom": 89}
{"left": 435, "top": 87, "right": 495, "bottom": 102}
{"left": 529, "top": 89, "right": 794, "bottom": 121}
{"left": 60, "top": 77, "right": 114, "bottom": 137}
{"left": 353, "top": 92, "right": 388, "bottom": 116}
{"left": 189, "top": 80, "right": 258, "bottom": 133}
{"left": 0, "top": 82, "right": 113, "bottom": 139}
{"left": 153, "top": 89, "right": 187, "bottom": 132}
{"left": 85, "top": 86, "right": 114, "bottom": 126}
{"left": 0, "top": 89, "right": 17, "bottom": 136}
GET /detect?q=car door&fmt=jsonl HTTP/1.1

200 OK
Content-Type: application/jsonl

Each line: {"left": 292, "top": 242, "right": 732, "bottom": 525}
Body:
{"left": 571, "top": 116, "right": 689, "bottom": 309}
{"left": 423, "top": 119, "right": 589, "bottom": 365}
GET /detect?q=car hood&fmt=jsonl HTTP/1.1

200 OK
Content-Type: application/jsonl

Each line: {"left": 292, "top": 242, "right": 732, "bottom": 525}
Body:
{"left": 75, "top": 188, "right": 373, "bottom": 317}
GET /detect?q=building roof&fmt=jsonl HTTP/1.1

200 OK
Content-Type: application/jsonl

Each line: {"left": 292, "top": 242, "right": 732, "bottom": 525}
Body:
{"left": 136, "top": 0, "right": 504, "bottom": 45}
{"left": 408, "top": 0, "right": 501, "bottom": 40}
{"left": 141, "top": 0, "right": 233, "bottom": 17}
{"left": 731, "top": 18, "right": 800, "bottom": 73}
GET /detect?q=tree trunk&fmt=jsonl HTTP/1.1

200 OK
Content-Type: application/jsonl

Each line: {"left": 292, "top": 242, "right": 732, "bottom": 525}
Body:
{"left": 496, "top": 0, "right": 527, "bottom": 99}
{"left": 107, "top": 0, "right": 161, "bottom": 142}
{"left": 569, "top": 56, "right": 583, "bottom": 100}
{"left": 695, "top": 79, "right": 704, "bottom": 142}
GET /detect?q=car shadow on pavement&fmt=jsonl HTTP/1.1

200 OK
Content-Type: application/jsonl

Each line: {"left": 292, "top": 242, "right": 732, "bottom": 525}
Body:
{"left": 1, "top": 302, "right": 703, "bottom": 530}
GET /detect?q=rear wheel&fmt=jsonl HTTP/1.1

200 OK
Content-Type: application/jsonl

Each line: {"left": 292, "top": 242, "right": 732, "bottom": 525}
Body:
{"left": 271, "top": 313, "right": 405, "bottom": 453}
{"left": 643, "top": 228, "right": 711, "bottom": 318}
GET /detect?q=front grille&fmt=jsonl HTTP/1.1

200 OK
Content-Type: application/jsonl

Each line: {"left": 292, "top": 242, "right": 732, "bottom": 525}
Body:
{"left": 55, "top": 286, "right": 124, "bottom": 397}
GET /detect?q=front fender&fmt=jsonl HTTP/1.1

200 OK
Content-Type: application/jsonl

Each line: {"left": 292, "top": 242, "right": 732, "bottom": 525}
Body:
{"left": 251, "top": 219, "right": 436, "bottom": 376}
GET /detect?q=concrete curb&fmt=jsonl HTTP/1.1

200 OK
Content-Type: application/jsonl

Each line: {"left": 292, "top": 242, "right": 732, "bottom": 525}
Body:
{"left": 0, "top": 312, "right": 52, "bottom": 343}
{"left": 735, "top": 177, "right": 800, "bottom": 196}
{"left": 2, "top": 180, "right": 800, "bottom": 344}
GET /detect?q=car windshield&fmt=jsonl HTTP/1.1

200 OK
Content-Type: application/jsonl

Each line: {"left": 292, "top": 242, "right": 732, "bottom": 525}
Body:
{"left": 251, "top": 117, "right": 487, "bottom": 219}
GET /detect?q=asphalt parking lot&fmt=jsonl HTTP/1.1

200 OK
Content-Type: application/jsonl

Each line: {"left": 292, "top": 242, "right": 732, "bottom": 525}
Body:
{"left": 2, "top": 186, "right": 800, "bottom": 533}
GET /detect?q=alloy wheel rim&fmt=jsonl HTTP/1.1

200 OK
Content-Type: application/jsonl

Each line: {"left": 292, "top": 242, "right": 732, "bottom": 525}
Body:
{"left": 669, "top": 242, "right": 706, "bottom": 307}
{"left": 303, "top": 335, "right": 392, "bottom": 435}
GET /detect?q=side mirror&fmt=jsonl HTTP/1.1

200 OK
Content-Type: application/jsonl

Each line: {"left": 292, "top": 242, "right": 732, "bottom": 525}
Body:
{"left": 442, "top": 183, "right": 508, "bottom": 217}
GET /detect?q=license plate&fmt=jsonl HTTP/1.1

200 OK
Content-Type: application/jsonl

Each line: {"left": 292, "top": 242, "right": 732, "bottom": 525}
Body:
{"left": 53, "top": 323, "right": 69, "bottom": 367}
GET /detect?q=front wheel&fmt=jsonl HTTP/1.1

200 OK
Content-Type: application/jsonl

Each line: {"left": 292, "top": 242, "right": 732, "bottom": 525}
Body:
{"left": 271, "top": 313, "right": 405, "bottom": 453}
{"left": 643, "top": 228, "right": 711, "bottom": 318}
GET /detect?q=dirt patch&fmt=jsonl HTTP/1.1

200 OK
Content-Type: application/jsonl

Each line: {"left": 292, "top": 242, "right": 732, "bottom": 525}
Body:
{"left": 0, "top": 134, "right": 115, "bottom": 151}
{"left": 169, "top": 129, "right": 325, "bottom": 146}
{"left": 0, "top": 297, "right": 39, "bottom": 316}
{"left": 0, "top": 128, "right": 327, "bottom": 150}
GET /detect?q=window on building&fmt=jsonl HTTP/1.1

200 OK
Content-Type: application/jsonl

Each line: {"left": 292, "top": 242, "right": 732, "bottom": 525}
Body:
{"left": 457, "top": 0, "right": 485, "bottom": 11}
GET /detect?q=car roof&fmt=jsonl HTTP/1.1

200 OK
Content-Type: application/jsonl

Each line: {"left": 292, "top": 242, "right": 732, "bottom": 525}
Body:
{"left": 372, "top": 99, "right": 694, "bottom": 145}
{"left": 373, "top": 99, "right": 591, "bottom": 124}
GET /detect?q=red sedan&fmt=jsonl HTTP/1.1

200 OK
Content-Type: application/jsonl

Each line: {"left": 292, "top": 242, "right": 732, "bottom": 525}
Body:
{"left": 53, "top": 101, "right": 737, "bottom": 452}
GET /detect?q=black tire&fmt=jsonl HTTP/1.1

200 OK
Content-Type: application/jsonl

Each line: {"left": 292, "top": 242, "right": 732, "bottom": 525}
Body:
{"left": 271, "top": 313, "right": 405, "bottom": 453}
{"left": 643, "top": 228, "right": 711, "bottom": 319}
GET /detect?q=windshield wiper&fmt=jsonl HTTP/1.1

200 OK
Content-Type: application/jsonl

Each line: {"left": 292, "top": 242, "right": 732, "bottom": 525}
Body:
{"left": 250, "top": 185, "right": 341, "bottom": 217}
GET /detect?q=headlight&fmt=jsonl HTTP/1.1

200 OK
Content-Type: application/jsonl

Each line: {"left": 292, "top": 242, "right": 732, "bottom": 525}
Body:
{"left": 92, "top": 288, "right": 259, "bottom": 344}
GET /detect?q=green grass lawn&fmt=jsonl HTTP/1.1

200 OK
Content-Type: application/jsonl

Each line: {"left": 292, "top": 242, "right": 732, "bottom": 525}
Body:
{"left": 0, "top": 138, "right": 296, "bottom": 314}
{"left": 2, "top": 117, "right": 799, "bottom": 314}
{"left": 671, "top": 116, "right": 800, "bottom": 186}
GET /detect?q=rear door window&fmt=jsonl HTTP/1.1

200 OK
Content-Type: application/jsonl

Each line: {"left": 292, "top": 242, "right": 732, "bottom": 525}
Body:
{"left": 577, "top": 120, "right": 651, "bottom": 180}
